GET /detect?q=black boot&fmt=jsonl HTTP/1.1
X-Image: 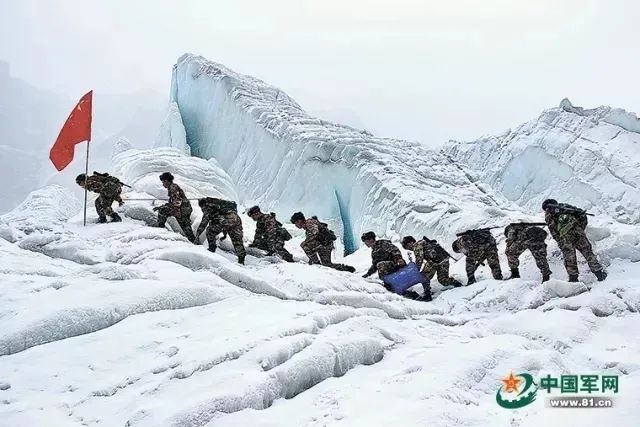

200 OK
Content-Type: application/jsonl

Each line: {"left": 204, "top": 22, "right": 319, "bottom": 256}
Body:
{"left": 509, "top": 268, "right": 520, "bottom": 279}
{"left": 449, "top": 279, "right": 463, "bottom": 287}
{"left": 542, "top": 273, "right": 551, "bottom": 282}
{"left": 594, "top": 270, "right": 607, "bottom": 282}
{"left": 207, "top": 245, "right": 217, "bottom": 253}
{"left": 97, "top": 216, "right": 108, "bottom": 224}
{"left": 467, "top": 276, "right": 476, "bottom": 285}
{"left": 111, "top": 213, "right": 122, "bottom": 222}
{"left": 421, "top": 282, "right": 433, "bottom": 302}
{"left": 238, "top": 255, "right": 245, "bottom": 265}
{"left": 283, "top": 254, "right": 294, "bottom": 263}
{"left": 568, "top": 275, "right": 579, "bottom": 282}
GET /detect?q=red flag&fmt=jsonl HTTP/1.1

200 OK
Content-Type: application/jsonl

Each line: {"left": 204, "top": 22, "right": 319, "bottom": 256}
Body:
{"left": 49, "top": 90, "right": 93, "bottom": 171}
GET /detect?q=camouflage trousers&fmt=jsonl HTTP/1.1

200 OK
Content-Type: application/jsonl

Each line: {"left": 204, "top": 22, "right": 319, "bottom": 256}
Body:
{"left": 466, "top": 246, "right": 502, "bottom": 281}
{"left": 422, "top": 259, "right": 458, "bottom": 286}
{"left": 505, "top": 241, "right": 551, "bottom": 275}
{"left": 253, "top": 238, "right": 293, "bottom": 262}
{"left": 377, "top": 260, "right": 407, "bottom": 278}
{"left": 157, "top": 205, "right": 196, "bottom": 242}
{"left": 95, "top": 195, "right": 116, "bottom": 218}
{"left": 304, "top": 244, "right": 353, "bottom": 272}
{"left": 558, "top": 231, "right": 603, "bottom": 277}
{"left": 207, "top": 223, "right": 246, "bottom": 259}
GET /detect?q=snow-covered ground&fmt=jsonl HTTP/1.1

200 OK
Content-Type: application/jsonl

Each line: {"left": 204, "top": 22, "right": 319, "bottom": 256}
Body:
{"left": 1, "top": 56, "right": 639, "bottom": 426}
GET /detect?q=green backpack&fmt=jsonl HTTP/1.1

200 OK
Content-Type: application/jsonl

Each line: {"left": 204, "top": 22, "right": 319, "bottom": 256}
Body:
{"left": 312, "top": 216, "right": 337, "bottom": 243}
{"left": 271, "top": 213, "right": 292, "bottom": 241}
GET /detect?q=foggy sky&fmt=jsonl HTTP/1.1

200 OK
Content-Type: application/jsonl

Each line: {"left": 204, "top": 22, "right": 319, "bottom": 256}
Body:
{"left": 1, "top": 0, "right": 639, "bottom": 145}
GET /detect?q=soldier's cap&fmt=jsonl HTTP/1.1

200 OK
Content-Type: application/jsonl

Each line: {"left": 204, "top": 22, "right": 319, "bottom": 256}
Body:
{"left": 401, "top": 236, "right": 416, "bottom": 247}
{"left": 451, "top": 240, "right": 461, "bottom": 253}
{"left": 247, "top": 206, "right": 261, "bottom": 216}
{"left": 75, "top": 173, "right": 87, "bottom": 184}
{"left": 290, "top": 212, "right": 305, "bottom": 223}
{"left": 361, "top": 231, "right": 376, "bottom": 242}
{"left": 159, "top": 172, "right": 174, "bottom": 182}
{"left": 542, "top": 198, "right": 558, "bottom": 210}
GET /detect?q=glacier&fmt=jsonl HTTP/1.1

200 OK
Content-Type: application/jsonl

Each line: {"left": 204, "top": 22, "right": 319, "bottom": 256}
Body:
{"left": 1, "top": 54, "right": 640, "bottom": 426}
{"left": 169, "top": 54, "right": 527, "bottom": 254}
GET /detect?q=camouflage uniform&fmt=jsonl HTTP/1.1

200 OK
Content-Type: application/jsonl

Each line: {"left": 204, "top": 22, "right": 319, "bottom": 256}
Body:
{"left": 504, "top": 225, "right": 551, "bottom": 277}
{"left": 157, "top": 183, "right": 196, "bottom": 242}
{"left": 84, "top": 173, "right": 123, "bottom": 220}
{"left": 545, "top": 204, "right": 603, "bottom": 278}
{"left": 455, "top": 230, "right": 503, "bottom": 283}
{"left": 196, "top": 199, "right": 246, "bottom": 262}
{"left": 365, "top": 240, "right": 407, "bottom": 278}
{"left": 414, "top": 238, "right": 461, "bottom": 286}
{"left": 252, "top": 212, "right": 293, "bottom": 262}
{"left": 301, "top": 218, "right": 353, "bottom": 272}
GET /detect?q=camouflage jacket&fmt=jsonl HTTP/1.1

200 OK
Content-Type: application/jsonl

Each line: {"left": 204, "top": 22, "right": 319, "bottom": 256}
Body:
{"left": 254, "top": 213, "right": 282, "bottom": 244}
{"left": 366, "top": 239, "right": 405, "bottom": 277}
{"left": 84, "top": 174, "right": 123, "bottom": 202}
{"left": 301, "top": 218, "right": 324, "bottom": 251}
{"left": 414, "top": 238, "right": 448, "bottom": 267}
{"left": 545, "top": 203, "right": 587, "bottom": 241}
{"left": 165, "top": 183, "right": 191, "bottom": 217}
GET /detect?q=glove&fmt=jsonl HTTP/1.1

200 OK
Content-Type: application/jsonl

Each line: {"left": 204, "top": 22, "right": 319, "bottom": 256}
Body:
{"left": 220, "top": 233, "right": 227, "bottom": 241}
{"left": 152, "top": 206, "right": 159, "bottom": 212}
{"left": 362, "top": 273, "right": 370, "bottom": 278}
{"left": 118, "top": 200, "right": 124, "bottom": 206}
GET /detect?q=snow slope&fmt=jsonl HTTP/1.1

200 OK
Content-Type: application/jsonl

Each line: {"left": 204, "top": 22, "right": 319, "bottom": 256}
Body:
{"left": 0, "top": 151, "right": 638, "bottom": 426}
{"left": 169, "top": 54, "right": 529, "bottom": 254}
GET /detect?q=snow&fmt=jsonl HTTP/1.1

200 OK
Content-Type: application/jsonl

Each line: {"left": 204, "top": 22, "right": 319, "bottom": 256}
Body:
{"left": 1, "top": 57, "right": 640, "bottom": 426}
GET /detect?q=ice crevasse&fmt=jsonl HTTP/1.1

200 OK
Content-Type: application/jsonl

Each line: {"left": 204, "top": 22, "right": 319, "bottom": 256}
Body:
{"left": 166, "top": 54, "right": 522, "bottom": 254}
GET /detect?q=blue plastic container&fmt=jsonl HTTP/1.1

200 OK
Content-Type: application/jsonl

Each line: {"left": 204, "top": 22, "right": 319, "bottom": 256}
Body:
{"left": 382, "top": 262, "right": 428, "bottom": 294}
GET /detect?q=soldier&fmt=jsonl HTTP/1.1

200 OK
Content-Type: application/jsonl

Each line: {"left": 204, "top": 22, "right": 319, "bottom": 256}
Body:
{"left": 401, "top": 236, "right": 463, "bottom": 287}
{"left": 361, "top": 232, "right": 406, "bottom": 278}
{"left": 290, "top": 212, "right": 355, "bottom": 272}
{"left": 196, "top": 197, "right": 246, "bottom": 264}
{"left": 504, "top": 223, "right": 551, "bottom": 282}
{"left": 452, "top": 228, "right": 503, "bottom": 285}
{"left": 153, "top": 172, "right": 196, "bottom": 243}
{"left": 362, "top": 232, "right": 430, "bottom": 301}
{"left": 542, "top": 199, "right": 606, "bottom": 282}
{"left": 247, "top": 206, "right": 293, "bottom": 262}
{"left": 75, "top": 172, "right": 123, "bottom": 223}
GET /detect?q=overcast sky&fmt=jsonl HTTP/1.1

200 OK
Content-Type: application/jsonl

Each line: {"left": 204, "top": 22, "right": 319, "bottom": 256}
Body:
{"left": 1, "top": 0, "right": 639, "bottom": 145}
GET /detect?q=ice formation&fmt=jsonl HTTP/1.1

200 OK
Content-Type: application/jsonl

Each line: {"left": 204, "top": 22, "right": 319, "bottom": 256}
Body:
{"left": 168, "top": 54, "right": 525, "bottom": 254}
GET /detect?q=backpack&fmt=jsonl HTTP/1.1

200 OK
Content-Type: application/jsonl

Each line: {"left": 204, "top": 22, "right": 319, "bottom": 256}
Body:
{"left": 200, "top": 197, "right": 237, "bottom": 214}
{"left": 423, "top": 237, "right": 448, "bottom": 261}
{"left": 470, "top": 229, "right": 493, "bottom": 245}
{"left": 556, "top": 203, "right": 588, "bottom": 229}
{"left": 93, "top": 172, "right": 121, "bottom": 194}
{"left": 523, "top": 226, "right": 548, "bottom": 242}
{"left": 312, "top": 216, "right": 337, "bottom": 243}
{"left": 271, "top": 213, "right": 292, "bottom": 241}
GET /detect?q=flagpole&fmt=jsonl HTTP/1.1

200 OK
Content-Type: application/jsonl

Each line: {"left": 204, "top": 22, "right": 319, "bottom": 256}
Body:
{"left": 83, "top": 139, "right": 90, "bottom": 226}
